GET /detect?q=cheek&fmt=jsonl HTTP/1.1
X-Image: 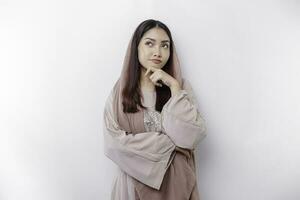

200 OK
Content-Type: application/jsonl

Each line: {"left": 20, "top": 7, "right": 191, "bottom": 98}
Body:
{"left": 166, "top": 51, "right": 170, "bottom": 60}
{"left": 143, "top": 48, "right": 152, "bottom": 56}
{"left": 138, "top": 48, "right": 144, "bottom": 60}
{"left": 160, "top": 52, "right": 169, "bottom": 67}
{"left": 139, "top": 49, "right": 151, "bottom": 60}
{"left": 163, "top": 51, "right": 170, "bottom": 62}
{"left": 138, "top": 49, "right": 150, "bottom": 66}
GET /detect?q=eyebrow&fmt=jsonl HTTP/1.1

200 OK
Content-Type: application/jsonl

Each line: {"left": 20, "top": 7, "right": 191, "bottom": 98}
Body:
{"left": 144, "top": 37, "right": 170, "bottom": 43}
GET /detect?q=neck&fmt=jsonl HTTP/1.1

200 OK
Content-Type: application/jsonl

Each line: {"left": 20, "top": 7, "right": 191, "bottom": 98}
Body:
{"left": 140, "top": 67, "right": 155, "bottom": 91}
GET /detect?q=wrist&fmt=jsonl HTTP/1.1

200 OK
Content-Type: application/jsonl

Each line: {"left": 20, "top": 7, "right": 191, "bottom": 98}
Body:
{"left": 170, "top": 81, "right": 181, "bottom": 96}
{"left": 170, "top": 80, "right": 181, "bottom": 90}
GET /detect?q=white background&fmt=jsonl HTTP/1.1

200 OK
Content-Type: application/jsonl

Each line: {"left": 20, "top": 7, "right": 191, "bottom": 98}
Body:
{"left": 1, "top": 0, "right": 299, "bottom": 199}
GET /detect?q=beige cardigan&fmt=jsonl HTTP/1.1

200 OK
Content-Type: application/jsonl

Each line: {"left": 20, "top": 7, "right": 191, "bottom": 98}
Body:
{"left": 103, "top": 78, "right": 207, "bottom": 199}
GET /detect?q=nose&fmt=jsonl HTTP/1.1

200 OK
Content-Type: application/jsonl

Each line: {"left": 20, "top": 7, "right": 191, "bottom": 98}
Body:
{"left": 153, "top": 46, "right": 162, "bottom": 58}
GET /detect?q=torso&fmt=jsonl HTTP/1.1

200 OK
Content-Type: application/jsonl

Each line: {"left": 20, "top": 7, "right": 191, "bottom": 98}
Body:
{"left": 141, "top": 89, "right": 162, "bottom": 132}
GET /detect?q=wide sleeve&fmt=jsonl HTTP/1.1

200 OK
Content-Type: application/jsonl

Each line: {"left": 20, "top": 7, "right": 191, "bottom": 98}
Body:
{"left": 102, "top": 88, "right": 176, "bottom": 190}
{"left": 161, "top": 78, "right": 207, "bottom": 150}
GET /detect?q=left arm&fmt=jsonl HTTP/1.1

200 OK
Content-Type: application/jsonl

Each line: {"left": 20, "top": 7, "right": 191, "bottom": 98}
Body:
{"left": 161, "top": 78, "right": 207, "bottom": 150}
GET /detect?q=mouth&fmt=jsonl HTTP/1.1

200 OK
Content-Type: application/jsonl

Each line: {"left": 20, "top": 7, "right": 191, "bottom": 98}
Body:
{"left": 150, "top": 59, "right": 162, "bottom": 64}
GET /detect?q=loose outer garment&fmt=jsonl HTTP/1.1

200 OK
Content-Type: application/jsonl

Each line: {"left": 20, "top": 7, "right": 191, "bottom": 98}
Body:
{"left": 103, "top": 78, "right": 207, "bottom": 200}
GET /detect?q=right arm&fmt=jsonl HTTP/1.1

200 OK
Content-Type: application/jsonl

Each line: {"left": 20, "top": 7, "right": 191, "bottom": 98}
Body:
{"left": 102, "top": 88, "right": 176, "bottom": 190}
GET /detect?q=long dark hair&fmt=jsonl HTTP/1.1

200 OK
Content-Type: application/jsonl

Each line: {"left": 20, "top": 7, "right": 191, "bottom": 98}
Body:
{"left": 122, "top": 19, "right": 176, "bottom": 113}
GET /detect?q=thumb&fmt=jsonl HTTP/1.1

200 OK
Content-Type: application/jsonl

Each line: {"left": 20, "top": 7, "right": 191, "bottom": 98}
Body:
{"left": 145, "top": 67, "right": 151, "bottom": 76}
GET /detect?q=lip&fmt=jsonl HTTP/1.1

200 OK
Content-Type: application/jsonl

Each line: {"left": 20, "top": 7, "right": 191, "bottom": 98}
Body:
{"left": 150, "top": 59, "right": 162, "bottom": 64}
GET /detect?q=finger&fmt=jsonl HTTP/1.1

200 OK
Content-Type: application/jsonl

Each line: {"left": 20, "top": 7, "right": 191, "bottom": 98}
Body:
{"left": 151, "top": 71, "right": 163, "bottom": 83}
{"left": 156, "top": 82, "right": 163, "bottom": 87}
{"left": 145, "top": 66, "right": 155, "bottom": 76}
{"left": 146, "top": 66, "right": 158, "bottom": 76}
{"left": 145, "top": 67, "right": 151, "bottom": 77}
{"left": 157, "top": 80, "right": 163, "bottom": 86}
{"left": 153, "top": 81, "right": 160, "bottom": 87}
{"left": 151, "top": 76, "right": 161, "bottom": 86}
{"left": 150, "top": 69, "right": 160, "bottom": 79}
{"left": 149, "top": 71, "right": 157, "bottom": 80}
{"left": 149, "top": 72, "right": 157, "bottom": 81}
{"left": 149, "top": 73, "right": 154, "bottom": 79}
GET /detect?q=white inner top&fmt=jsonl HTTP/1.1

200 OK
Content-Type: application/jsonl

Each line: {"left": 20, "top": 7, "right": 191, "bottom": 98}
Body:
{"left": 141, "top": 89, "right": 156, "bottom": 109}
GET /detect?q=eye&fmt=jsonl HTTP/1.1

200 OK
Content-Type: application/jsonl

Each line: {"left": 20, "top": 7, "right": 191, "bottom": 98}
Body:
{"left": 162, "top": 44, "right": 169, "bottom": 49}
{"left": 145, "top": 41, "right": 153, "bottom": 47}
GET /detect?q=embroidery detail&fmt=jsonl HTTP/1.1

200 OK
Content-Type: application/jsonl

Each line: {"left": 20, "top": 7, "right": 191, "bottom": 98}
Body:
{"left": 144, "top": 109, "right": 162, "bottom": 132}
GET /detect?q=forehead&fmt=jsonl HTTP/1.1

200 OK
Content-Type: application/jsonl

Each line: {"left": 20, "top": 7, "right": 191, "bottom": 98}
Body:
{"left": 141, "top": 27, "right": 170, "bottom": 41}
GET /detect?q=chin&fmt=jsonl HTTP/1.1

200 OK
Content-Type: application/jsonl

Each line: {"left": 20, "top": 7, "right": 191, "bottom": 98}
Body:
{"left": 153, "top": 64, "right": 164, "bottom": 69}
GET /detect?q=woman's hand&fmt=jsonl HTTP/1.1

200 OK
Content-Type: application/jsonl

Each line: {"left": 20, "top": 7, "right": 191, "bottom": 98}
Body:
{"left": 145, "top": 66, "right": 180, "bottom": 88}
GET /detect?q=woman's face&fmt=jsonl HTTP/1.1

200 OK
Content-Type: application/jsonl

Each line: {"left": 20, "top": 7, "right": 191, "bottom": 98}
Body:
{"left": 138, "top": 27, "right": 170, "bottom": 70}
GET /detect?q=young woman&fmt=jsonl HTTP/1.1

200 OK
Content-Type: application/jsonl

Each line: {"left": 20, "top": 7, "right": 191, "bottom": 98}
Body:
{"left": 103, "top": 19, "right": 207, "bottom": 200}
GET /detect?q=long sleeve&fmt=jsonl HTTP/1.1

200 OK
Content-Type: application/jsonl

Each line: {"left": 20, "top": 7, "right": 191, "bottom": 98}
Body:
{"left": 161, "top": 78, "right": 207, "bottom": 150}
{"left": 102, "top": 88, "right": 176, "bottom": 190}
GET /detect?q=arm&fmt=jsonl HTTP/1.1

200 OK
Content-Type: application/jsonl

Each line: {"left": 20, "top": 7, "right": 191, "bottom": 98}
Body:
{"left": 103, "top": 88, "right": 176, "bottom": 190}
{"left": 161, "top": 78, "right": 207, "bottom": 150}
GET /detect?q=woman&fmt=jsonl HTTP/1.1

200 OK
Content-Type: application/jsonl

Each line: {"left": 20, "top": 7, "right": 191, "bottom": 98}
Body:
{"left": 103, "top": 19, "right": 207, "bottom": 200}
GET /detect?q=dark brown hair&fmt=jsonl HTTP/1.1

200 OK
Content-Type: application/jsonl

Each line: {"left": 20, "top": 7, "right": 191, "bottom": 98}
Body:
{"left": 122, "top": 19, "right": 176, "bottom": 113}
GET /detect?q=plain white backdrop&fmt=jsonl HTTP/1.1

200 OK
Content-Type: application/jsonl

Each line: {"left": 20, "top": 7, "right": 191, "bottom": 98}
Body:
{"left": 1, "top": 0, "right": 299, "bottom": 199}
